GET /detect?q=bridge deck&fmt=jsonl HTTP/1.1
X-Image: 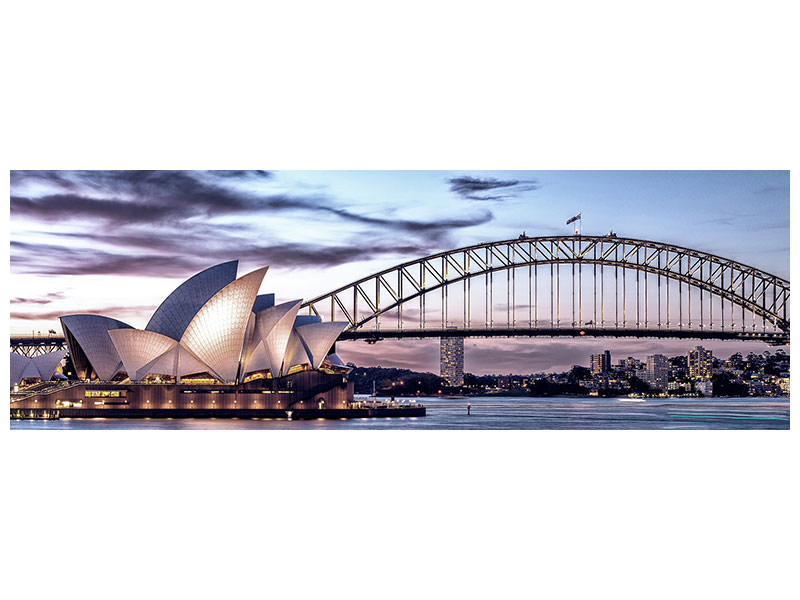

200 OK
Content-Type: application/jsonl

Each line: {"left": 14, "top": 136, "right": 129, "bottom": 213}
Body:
{"left": 11, "top": 326, "right": 789, "bottom": 354}
{"left": 339, "top": 327, "right": 788, "bottom": 345}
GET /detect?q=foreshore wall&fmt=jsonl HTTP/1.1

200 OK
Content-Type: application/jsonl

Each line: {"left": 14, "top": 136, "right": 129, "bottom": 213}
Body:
{"left": 11, "top": 371, "right": 353, "bottom": 413}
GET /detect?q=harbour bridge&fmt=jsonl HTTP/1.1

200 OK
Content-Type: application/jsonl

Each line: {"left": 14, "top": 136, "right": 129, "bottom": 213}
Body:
{"left": 301, "top": 234, "right": 789, "bottom": 346}
{"left": 10, "top": 234, "right": 790, "bottom": 357}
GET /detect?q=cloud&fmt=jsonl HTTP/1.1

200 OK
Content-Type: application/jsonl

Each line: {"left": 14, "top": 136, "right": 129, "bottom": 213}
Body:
{"left": 448, "top": 176, "right": 539, "bottom": 201}
{"left": 12, "top": 193, "right": 190, "bottom": 224}
{"left": 10, "top": 292, "right": 65, "bottom": 305}
{"left": 9, "top": 170, "right": 500, "bottom": 277}
{"left": 204, "top": 170, "right": 272, "bottom": 179}
{"left": 320, "top": 206, "right": 493, "bottom": 242}
{"left": 10, "top": 235, "right": 445, "bottom": 276}
{"left": 10, "top": 169, "right": 272, "bottom": 194}
{"left": 11, "top": 170, "right": 494, "bottom": 251}
{"left": 10, "top": 170, "right": 308, "bottom": 224}
{"left": 11, "top": 241, "right": 203, "bottom": 277}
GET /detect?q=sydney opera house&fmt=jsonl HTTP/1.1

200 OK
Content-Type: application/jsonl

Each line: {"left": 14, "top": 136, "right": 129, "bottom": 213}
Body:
{"left": 11, "top": 261, "right": 422, "bottom": 419}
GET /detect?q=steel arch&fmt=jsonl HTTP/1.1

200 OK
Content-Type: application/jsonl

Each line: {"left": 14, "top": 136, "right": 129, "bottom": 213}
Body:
{"left": 301, "top": 235, "right": 789, "bottom": 340}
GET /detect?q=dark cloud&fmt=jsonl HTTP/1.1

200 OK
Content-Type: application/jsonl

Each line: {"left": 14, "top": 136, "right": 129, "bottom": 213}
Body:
{"left": 234, "top": 242, "right": 439, "bottom": 269}
{"left": 10, "top": 170, "right": 499, "bottom": 277}
{"left": 10, "top": 292, "right": 65, "bottom": 305}
{"left": 10, "top": 169, "right": 271, "bottom": 193}
{"left": 448, "top": 176, "right": 539, "bottom": 201}
{"left": 11, "top": 170, "right": 493, "bottom": 248}
{"left": 11, "top": 241, "right": 202, "bottom": 277}
{"left": 204, "top": 170, "right": 272, "bottom": 179}
{"left": 12, "top": 194, "right": 189, "bottom": 224}
{"left": 10, "top": 236, "right": 442, "bottom": 276}
{"left": 320, "top": 206, "right": 493, "bottom": 241}
{"left": 10, "top": 170, "right": 297, "bottom": 224}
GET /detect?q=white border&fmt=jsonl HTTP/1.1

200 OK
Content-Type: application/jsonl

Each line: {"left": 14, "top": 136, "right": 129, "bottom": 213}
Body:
{"left": 2, "top": 2, "right": 796, "bottom": 599}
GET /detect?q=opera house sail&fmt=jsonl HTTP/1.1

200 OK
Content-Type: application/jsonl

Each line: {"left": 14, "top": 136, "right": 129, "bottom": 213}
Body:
{"left": 10, "top": 260, "right": 427, "bottom": 420}
{"left": 60, "top": 314, "right": 133, "bottom": 380}
{"left": 53, "top": 262, "right": 346, "bottom": 384}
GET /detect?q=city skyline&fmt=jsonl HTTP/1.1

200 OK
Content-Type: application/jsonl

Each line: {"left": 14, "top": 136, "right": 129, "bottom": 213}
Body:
{"left": 10, "top": 170, "right": 790, "bottom": 374}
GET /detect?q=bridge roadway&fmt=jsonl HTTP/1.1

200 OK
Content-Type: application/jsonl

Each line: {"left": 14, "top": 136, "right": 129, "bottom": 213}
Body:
{"left": 339, "top": 327, "right": 788, "bottom": 345}
{"left": 9, "top": 326, "right": 789, "bottom": 358}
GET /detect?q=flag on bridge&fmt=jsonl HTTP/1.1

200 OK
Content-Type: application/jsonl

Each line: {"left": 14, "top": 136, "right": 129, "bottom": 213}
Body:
{"left": 566, "top": 213, "right": 581, "bottom": 225}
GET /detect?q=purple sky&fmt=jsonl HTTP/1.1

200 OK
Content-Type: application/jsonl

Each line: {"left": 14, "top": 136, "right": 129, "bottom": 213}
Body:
{"left": 9, "top": 170, "right": 789, "bottom": 374}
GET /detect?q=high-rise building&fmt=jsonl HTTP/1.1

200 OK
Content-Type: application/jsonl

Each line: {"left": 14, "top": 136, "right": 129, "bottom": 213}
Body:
{"left": 591, "top": 350, "right": 611, "bottom": 374}
{"left": 619, "top": 356, "right": 644, "bottom": 378}
{"left": 440, "top": 336, "right": 464, "bottom": 386}
{"left": 688, "top": 346, "right": 712, "bottom": 380}
{"left": 645, "top": 354, "right": 669, "bottom": 391}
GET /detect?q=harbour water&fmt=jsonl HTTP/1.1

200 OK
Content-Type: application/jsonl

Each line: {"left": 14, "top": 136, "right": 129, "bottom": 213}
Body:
{"left": 9, "top": 396, "right": 789, "bottom": 430}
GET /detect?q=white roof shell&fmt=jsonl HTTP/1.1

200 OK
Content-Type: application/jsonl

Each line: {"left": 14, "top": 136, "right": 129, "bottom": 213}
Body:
{"left": 10, "top": 350, "right": 67, "bottom": 387}
{"left": 60, "top": 314, "right": 133, "bottom": 380}
{"left": 146, "top": 260, "right": 238, "bottom": 341}
{"left": 180, "top": 266, "right": 269, "bottom": 383}
{"left": 245, "top": 300, "right": 302, "bottom": 378}
{"left": 141, "top": 343, "right": 216, "bottom": 380}
{"left": 109, "top": 329, "right": 179, "bottom": 381}
{"left": 32, "top": 349, "right": 67, "bottom": 381}
{"left": 295, "top": 322, "right": 350, "bottom": 370}
{"left": 323, "top": 353, "right": 347, "bottom": 368}
{"left": 10, "top": 353, "right": 29, "bottom": 386}
{"left": 282, "top": 330, "right": 310, "bottom": 374}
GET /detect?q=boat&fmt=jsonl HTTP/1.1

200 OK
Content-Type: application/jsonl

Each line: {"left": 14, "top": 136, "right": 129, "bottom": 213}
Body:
{"left": 619, "top": 394, "right": 646, "bottom": 403}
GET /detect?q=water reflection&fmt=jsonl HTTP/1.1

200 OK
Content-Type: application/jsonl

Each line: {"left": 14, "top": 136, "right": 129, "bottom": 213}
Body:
{"left": 10, "top": 396, "right": 789, "bottom": 430}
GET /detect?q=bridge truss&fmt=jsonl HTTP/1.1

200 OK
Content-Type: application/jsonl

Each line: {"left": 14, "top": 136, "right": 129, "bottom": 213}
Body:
{"left": 10, "top": 336, "right": 68, "bottom": 358}
{"left": 302, "top": 235, "right": 789, "bottom": 345}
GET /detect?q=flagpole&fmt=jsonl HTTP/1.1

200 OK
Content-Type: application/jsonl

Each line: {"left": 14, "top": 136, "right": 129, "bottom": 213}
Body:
{"left": 566, "top": 212, "right": 582, "bottom": 235}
